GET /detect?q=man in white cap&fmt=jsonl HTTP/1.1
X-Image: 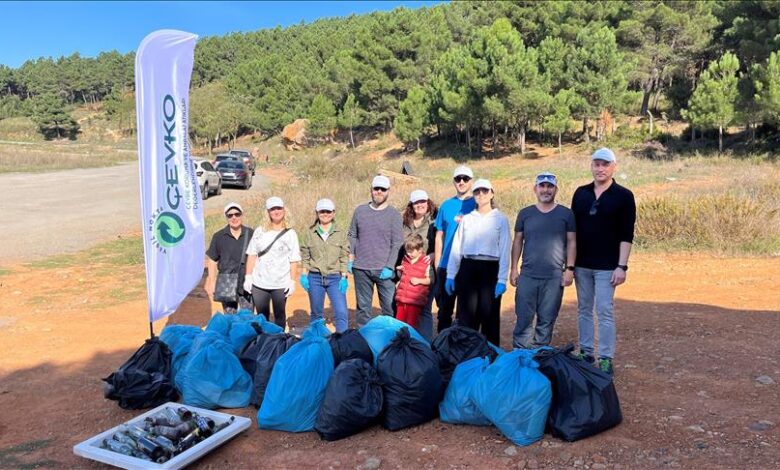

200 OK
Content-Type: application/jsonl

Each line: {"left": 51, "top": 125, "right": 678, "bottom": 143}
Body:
{"left": 348, "top": 174, "right": 404, "bottom": 326}
{"left": 433, "top": 164, "right": 476, "bottom": 332}
{"left": 571, "top": 148, "right": 636, "bottom": 375}
{"left": 510, "top": 172, "right": 576, "bottom": 349}
{"left": 205, "top": 202, "right": 254, "bottom": 313}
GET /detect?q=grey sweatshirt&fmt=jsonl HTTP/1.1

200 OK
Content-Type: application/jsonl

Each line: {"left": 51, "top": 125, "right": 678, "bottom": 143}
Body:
{"left": 348, "top": 203, "right": 404, "bottom": 270}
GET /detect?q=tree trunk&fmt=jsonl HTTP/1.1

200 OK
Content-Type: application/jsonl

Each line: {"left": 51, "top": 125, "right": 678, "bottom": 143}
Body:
{"left": 651, "top": 89, "right": 661, "bottom": 111}
{"left": 349, "top": 127, "right": 355, "bottom": 149}
{"left": 416, "top": 137, "right": 420, "bottom": 151}
{"left": 690, "top": 126, "right": 695, "bottom": 142}
{"left": 719, "top": 125, "right": 723, "bottom": 153}
{"left": 647, "top": 110, "right": 654, "bottom": 135}
{"left": 518, "top": 125, "right": 527, "bottom": 155}
{"left": 558, "top": 132, "right": 562, "bottom": 153}
{"left": 492, "top": 122, "right": 497, "bottom": 157}
{"left": 582, "top": 117, "right": 590, "bottom": 143}
{"left": 466, "top": 127, "right": 472, "bottom": 155}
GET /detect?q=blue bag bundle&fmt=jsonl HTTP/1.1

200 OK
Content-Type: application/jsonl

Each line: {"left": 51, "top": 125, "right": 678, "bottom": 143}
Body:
{"left": 258, "top": 319, "right": 334, "bottom": 432}
{"left": 159, "top": 324, "right": 203, "bottom": 380}
{"left": 473, "top": 349, "right": 552, "bottom": 446}
{"left": 174, "top": 330, "right": 252, "bottom": 409}
{"left": 228, "top": 313, "right": 284, "bottom": 354}
{"left": 439, "top": 356, "right": 491, "bottom": 426}
{"left": 359, "top": 315, "right": 428, "bottom": 364}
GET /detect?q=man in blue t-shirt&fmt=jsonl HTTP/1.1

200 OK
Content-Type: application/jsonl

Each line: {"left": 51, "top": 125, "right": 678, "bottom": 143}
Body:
{"left": 433, "top": 165, "right": 476, "bottom": 332}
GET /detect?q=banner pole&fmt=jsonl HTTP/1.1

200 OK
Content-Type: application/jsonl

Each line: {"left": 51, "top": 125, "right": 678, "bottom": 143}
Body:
{"left": 149, "top": 320, "right": 155, "bottom": 339}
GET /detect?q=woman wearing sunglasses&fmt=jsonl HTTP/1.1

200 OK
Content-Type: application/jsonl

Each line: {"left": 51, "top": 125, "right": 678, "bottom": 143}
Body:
{"left": 205, "top": 202, "right": 254, "bottom": 314}
{"left": 444, "top": 179, "right": 511, "bottom": 345}
{"left": 299, "top": 198, "right": 350, "bottom": 333}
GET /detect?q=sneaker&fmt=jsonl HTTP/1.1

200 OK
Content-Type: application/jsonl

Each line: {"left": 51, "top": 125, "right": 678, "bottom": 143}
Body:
{"left": 573, "top": 350, "right": 594, "bottom": 364}
{"left": 598, "top": 358, "right": 614, "bottom": 375}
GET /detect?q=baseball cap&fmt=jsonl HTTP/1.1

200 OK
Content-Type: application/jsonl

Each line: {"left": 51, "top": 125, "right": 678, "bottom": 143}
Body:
{"left": 223, "top": 202, "right": 243, "bottom": 214}
{"left": 409, "top": 189, "right": 429, "bottom": 203}
{"left": 453, "top": 165, "right": 474, "bottom": 179}
{"left": 592, "top": 147, "right": 616, "bottom": 163}
{"left": 371, "top": 175, "right": 391, "bottom": 189}
{"left": 265, "top": 196, "right": 284, "bottom": 209}
{"left": 472, "top": 178, "right": 493, "bottom": 192}
{"left": 535, "top": 172, "right": 558, "bottom": 187}
{"left": 315, "top": 198, "right": 335, "bottom": 212}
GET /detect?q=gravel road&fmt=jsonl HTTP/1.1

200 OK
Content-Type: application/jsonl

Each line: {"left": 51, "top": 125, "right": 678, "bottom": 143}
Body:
{"left": 0, "top": 162, "right": 269, "bottom": 264}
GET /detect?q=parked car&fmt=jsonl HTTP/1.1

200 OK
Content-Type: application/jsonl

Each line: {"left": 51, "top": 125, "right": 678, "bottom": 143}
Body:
{"left": 216, "top": 161, "right": 252, "bottom": 189}
{"left": 213, "top": 153, "right": 241, "bottom": 167}
{"left": 229, "top": 149, "right": 256, "bottom": 175}
{"left": 192, "top": 158, "right": 222, "bottom": 200}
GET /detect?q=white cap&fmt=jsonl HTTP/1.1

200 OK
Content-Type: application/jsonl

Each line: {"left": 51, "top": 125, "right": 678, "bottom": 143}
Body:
{"left": 265, "top": 196, "right": 284, "bottom": 209}
{"left": 409, "top": 189, "right": 429, "bottom": 203}
{"left": 453, "top": 165, "right": 474, "bottom": 179}
{"left": 315, "top": 198, "right": 335, "bottom": 212}
{"left": 472, "top": 178, "right": 493, "bottom": 192}
{"left": 371, "top": 175, "right": 391, "bottom": 189}
{"left": 223, "top": 202, "right": 243, "bottom": 214}
{"left": 592, "top": 147, "right": 616, "bottom": 163}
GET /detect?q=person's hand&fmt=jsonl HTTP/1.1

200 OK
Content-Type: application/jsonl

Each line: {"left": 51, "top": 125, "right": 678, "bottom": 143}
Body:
{"left": 205, "top": 279, "right": 216, "bottom": 299}
{"left": 611, "top": 267, "right": 627, "bottom": 287}
{"left": 562, "top": 269, "right": 574, "bottom": 287}
{"left": 445, "top": 278, "right": 455, "bottom": 295}
{"left": 299, "top": 273, "right": 310, "bottom": 291}
{"left": 379, "top": 267, "right": 394, "bottom": 280}
{"left": 494, "top": 282, "right": 507, "bottom": 298}
{"left": 509, "top": 269, "right": 519, "bottom": 287}
{"left": 395, "top": 264, "right": 404, "bottom": 272}
{"left": 347, "top": 260, "right": 353, "bottom": 274}
{"left": 410, "top": 277, "right": 420, "bottom": 286}
{"left": 243, "top": 277, "right": 253, "bottom": 294}
{"left": 339, "top": 277, "right": 349, "bottom": 294}
{"left": 284, "top": 278, "right": 296, "bottom": 298}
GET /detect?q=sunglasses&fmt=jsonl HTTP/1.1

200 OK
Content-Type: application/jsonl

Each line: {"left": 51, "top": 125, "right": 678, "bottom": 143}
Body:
{"left": 318, "top": 210, "right": 334, "bottom": 214}
{"left": 453, "top": 176, "right": 471, "bottom": 183}
{"left": 372, "top": 187, "right": 388, "bottom": 192}
{"left": 589, "top": 200, "right": 600, "bottom": 216}
{"left": 226, "top": 212, "right": 242, "bottom": 218}
{"left": 473, "top": 188, "right": 490, "bottom": 195}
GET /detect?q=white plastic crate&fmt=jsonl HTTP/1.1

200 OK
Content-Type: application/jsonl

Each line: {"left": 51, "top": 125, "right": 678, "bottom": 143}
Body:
{"left": 73, "top": 402, "right": 252, "bottom": 470}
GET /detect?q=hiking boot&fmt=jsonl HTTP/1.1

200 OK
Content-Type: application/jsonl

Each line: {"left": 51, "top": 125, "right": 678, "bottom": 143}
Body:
{"left": 573, "top": 350, "right": 594, "bottom": 364}
{"left": 598, "top": 358, "right": 614, "bottom": 375}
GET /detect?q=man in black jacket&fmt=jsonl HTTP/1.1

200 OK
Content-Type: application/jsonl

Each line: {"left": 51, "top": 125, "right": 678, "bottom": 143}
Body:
{"left": 205, "top": 202, "right": 254, "bottom": 313}
{"left": 571, "top": 148, "right": 636, "bottom": 375}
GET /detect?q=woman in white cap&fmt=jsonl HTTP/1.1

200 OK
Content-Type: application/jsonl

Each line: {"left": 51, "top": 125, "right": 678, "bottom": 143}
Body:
{"left": 445, "top": 179, "right": 511, "bottom": 345}
{"left": 243, "top": 196, "right": 301, "bottom": 329}
{"left": 299, "top": 198, "right": 350, "bottom": 333}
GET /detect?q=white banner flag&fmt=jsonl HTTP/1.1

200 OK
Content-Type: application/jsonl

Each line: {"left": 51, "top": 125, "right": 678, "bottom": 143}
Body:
{"left": 135, "top": 30, "right": 203, "bottom": 323}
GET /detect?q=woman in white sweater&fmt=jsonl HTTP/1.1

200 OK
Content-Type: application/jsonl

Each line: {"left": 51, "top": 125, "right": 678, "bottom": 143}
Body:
{"left": 445, "top": 179, "right": 511, "bottom": 345}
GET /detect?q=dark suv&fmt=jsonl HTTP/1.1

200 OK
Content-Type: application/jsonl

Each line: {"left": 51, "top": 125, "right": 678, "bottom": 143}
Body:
{"left": 215, "top": 161, "right": 252, "bottom": 189}
{"left": 229, "top": 149, "right": 256, "bottom": 175}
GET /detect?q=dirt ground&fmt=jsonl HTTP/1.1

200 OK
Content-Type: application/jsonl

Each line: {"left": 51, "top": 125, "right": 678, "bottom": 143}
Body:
{"left": 1, "top": 251, "right": 779, "bottom": 469}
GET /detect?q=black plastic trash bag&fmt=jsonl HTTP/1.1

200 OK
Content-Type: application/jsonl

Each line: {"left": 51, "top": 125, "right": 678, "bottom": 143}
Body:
{"left": 431, "top": 325, "right": 498, "bottom": 387}
{"left": 103, "top": 337, "right": 178, "bottom": 410}
{"left": 377, "top": 327, "right": 443, "bottom": 431}
{"left": 315, "top": 359, "right": 384, "bottom": 441}
{"left": 534, "top": 345, "right": 622, "bottom": 441}
{"left": 238, "top": 331, "right": 300, "bottom": 407}
{"left": 328, "top": 329, "right": 373, "bottom": 368}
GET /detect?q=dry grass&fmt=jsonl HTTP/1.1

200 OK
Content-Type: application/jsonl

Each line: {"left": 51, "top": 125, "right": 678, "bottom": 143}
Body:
{"left": 0, "top": 140, "right": 136, "bottom": 173}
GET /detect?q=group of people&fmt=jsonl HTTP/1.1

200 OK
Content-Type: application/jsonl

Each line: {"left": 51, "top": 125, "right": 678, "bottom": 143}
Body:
{"left": 204, "top": 147, "right": 635, "bottom": 375}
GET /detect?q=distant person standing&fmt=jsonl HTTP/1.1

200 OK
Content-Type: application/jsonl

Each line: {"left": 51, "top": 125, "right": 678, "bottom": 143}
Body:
{"left": 445, "top": 179, "right": 510, "bottom": 345}
{"left": 300, "top": 198, "right": 350, "bottom": 333}
{"left": 571, "top": 148, "right": 636, "bottom": 375}
{"left": 205, "top": 202, "right": 254, "bottom": 314}
{"left": 243, "top": 196, "right": 301, "bottom": 329}
{"left": 434, "top": 165, "right": 476, "bottom": 332}
{"left": 510, "top": 173, "right": 576, "bottom": 349}
{"left": 348, "top": 175, "right": 404, "bottom": 327}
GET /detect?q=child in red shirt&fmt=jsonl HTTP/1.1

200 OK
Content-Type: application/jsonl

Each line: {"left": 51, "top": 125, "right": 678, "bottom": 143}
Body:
{"left": 395, "top": 234, "right": 432, "bottom": 329}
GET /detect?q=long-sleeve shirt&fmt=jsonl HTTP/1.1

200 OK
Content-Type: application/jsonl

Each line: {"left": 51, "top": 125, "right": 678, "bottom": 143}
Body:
{"left": 446, "top": 208, "right": 511, "bottom": 283}
{"left": 300, "top": 223, "right": 350, "bottom": 275}
{"left": 348, "top": 203, "right": 404, "bottom": 271}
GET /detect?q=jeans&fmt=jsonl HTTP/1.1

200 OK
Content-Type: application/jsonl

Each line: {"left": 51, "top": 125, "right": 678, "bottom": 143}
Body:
{"left": 513, "top": 275, "right": 563, "bottom": 349}
{"left": 353, "top": 268, "right": 396, "bottom": 327}
{"left": 307, "top": 272, "right": 348, "bottom": 333}
{"left": 575, "top": 268, "right": 616, "bottom": 359}
{"left": 434, "top": 267, "right": 457, "bottom": 332}
{"left": 416, "top": 284, "right": 435, "bottom": 341}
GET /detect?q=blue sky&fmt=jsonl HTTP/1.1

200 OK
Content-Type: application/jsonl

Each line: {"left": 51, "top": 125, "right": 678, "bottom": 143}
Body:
{"left": 0, "top": 1, "right": 444, "bottom": 68}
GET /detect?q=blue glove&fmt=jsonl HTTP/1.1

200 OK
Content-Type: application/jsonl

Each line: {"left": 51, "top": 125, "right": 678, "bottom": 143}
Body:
{"left": 299, "top": 274, "right": 309, "bottom": 291}
{"left": 494, "top": 282, "right": 507, "bottom": 298}
{"left": 347, "top": 260, "right": 353, "bottom": 274}
{"left": 445, "top": 278, "right": 455, "bottom": 296}
{"left": 379, "top": 267, "right": 394, "bottom": 280}
{"left": 339, "top": 277, "right": 348, "bottom": 294}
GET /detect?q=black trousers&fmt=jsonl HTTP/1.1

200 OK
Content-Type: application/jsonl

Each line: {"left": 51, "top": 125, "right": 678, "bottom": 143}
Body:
{"left": 251, "top": 286, "right": 287, "bottom": 329}
{"left": 435, "top": 267, "right": 457, "bottom": 332}
{"left": 455, "top": 258, "right": 502, "bottom": 345}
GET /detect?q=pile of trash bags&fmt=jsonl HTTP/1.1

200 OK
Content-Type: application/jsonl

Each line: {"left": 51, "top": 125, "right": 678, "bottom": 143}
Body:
{"left": 107, "top": 313, "right": 621, "bottom": 445}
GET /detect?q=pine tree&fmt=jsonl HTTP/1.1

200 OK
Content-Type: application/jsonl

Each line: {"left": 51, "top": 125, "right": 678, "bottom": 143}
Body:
{"left": 395, "top": 85, "right": 428, "bottom": 151}
{"left": 30, "top": 93, "right": 79, "bottom": 139}
{"left": 338, "top": 93, "right": 363, "bottom": 148}
{"left": 307, "top": 94, "right": 337, "bottom": 139}
{"left": 754, "top": 51, "right": 780, "bottom": 127}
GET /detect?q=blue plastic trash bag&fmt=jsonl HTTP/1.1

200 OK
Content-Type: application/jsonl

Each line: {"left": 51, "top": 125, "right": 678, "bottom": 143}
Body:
{"left": 228, "top": 314, "right": 284, "bottom": 354}
{"left": 439, "top": 356, "right": 491, "bottom": 426}
{"left": 205, "top": 313, "right": 233, "bottom": 337}
{"left": 473, "top": 349, "right": 552, "bottom": 446}
{"left": 159, "top": 324, "right": 203, "bottom": 380}
{"left": 174, "top": 330, "right": 252, "bottom": 409}
{"left": 359, "top": 315, "right": 428, "bottom": 363}
{"left": 258, "top": 319, "right": 334, "bottom": 432}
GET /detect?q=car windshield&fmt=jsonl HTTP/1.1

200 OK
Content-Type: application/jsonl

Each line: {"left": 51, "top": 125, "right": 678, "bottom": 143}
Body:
{"left": 230, "top": 151, "right": 249, "bottom": 158}
{"left": 217, "top": 162, "right": 245, "bottom": 170}
{"left": 215, "top": 155, "right": 237, "bottom": 161}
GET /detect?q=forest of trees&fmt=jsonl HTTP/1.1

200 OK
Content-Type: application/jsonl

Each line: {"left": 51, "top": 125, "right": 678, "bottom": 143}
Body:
{"left": 1, "top": 1, "right": 779, "bottom": 153}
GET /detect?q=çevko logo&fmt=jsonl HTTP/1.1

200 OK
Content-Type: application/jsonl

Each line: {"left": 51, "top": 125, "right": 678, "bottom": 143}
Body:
{"left": 154, "top": 212, "right": 186, "bottom": 248}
